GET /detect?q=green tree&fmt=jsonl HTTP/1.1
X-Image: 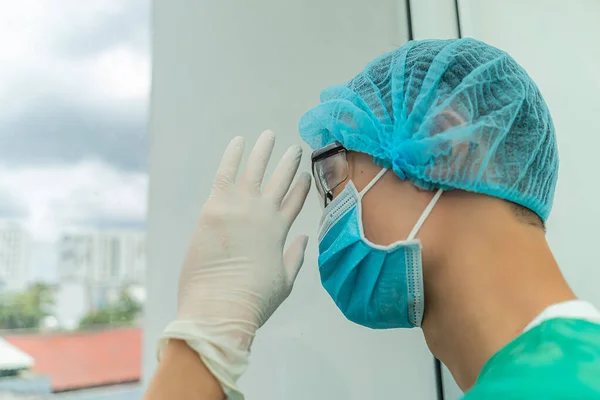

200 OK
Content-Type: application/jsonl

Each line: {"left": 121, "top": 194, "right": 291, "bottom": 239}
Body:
{"left": 78, "top": 289, "right": 142, "bottom": 329}
{"left": 0, "top": 283, "right": 56, "bottom": 330}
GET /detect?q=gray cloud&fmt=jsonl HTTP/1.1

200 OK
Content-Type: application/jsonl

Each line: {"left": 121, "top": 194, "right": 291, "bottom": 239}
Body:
{"left": 54, "top": 0, "right": 150, "bottom": 58}
{"left": 0, "top": 0, "right": 149, "bottom": 172}
{"left": 0, "top": 96, "right": 147, "bottom": 171}
{"left": 0, "top": 0, "right": 150, "bottom": 231}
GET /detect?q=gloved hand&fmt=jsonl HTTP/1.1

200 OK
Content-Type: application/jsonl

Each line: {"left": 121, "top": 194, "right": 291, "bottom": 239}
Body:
{"left": 158, "top": 131, "right": 312, "bottom": 399}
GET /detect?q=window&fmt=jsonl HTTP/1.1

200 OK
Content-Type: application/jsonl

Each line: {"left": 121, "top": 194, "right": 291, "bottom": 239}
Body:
{"left": 0, "top": 1, "right": 149, "bottom": 399}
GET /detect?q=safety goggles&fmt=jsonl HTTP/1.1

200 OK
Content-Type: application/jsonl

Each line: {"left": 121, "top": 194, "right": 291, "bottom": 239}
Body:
{"left": 311, "top": 141, "right": 349, "bottom": 208}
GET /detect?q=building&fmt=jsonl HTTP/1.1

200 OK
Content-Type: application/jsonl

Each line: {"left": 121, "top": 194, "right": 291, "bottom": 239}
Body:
{"left": 0, "top": 337, "right": 52, "bottom": 397}
{"left": 1, "top": 329, "right": 142, "bottom": 399}
{"left": 0, "top": 221, "right": 31, "bottom": 293}
{"left": 0, "top": 337, "right": 35, "bottom": 373}
{"left": 59, "top": 230, "right": 145, "bottom": 286}
{"left": 56, "top": 230, "right": 145, "bottom": 328}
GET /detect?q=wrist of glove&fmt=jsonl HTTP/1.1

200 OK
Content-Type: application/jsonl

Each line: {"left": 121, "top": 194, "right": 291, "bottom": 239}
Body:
{"left": 158, "top": 320, "right": 251, "bottom": 400}
{"left": 158, "top": 131, "right": 311, "bottom": 399}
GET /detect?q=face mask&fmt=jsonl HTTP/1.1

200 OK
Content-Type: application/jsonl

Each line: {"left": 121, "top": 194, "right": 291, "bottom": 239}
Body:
{"left": 317, "top": 168, "right": 443, "bottom": 329}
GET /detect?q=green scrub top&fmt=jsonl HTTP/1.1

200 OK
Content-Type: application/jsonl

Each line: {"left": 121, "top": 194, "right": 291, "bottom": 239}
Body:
{"left": 462, "top": 318, "right": 600, "bottom": 399}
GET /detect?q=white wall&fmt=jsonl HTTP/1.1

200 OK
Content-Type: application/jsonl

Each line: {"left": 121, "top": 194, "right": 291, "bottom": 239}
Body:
{"left": 409, "top": 0, "right": 460, "bottom": 40}
{"left": 145, "top": 0, "right": 438, "bottom": 398}
{"left": 441, "top": 1, "right": 600, "bottom": 398}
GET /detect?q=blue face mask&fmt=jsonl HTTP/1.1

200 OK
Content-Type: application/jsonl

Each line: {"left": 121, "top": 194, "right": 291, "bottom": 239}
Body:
{"left": 317, "top": 169, "right": 443, "bottom": 329}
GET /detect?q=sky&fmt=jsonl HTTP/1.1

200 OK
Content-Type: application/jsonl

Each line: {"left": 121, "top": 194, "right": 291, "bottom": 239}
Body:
{"left": 0, "top": 0, "right": 150, "bottom": 279}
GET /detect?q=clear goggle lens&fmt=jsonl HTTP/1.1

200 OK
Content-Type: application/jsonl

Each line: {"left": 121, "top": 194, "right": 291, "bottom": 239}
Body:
{"left": 313, "top": 151, "right": 348, "bottom": 208}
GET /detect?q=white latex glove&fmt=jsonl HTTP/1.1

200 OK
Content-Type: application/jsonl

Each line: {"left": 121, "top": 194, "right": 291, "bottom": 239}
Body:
{"left": 159, "top": 130, "right": 311, "bottom": 399}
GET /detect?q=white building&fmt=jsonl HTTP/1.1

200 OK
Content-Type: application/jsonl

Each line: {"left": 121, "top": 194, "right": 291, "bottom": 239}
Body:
{"left": 56, "top": 229, "right": 146, "bottom": 326}
{"left": 0, "top": 337, "right": 34, "bottom": 371}
{"left": 0, "top": 221, "right": 31, "bottom": 292}
{"left": 59, "top": 229, "right": 146, "bottom": 286}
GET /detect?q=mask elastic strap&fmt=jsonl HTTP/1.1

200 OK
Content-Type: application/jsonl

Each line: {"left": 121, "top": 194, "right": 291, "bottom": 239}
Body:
{"left": 407, "top": 189, "right": 444, "bottom": 241}
{"left": 359, "top": 168, "right": 388, "bottom": 198}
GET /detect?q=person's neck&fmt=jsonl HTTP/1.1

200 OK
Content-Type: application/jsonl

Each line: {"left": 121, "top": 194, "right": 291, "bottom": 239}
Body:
{"left": 420, "top": 222, "right": 576, "bottom": 391}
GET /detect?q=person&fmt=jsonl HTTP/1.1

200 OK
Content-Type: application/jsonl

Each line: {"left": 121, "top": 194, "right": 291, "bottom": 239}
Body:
{"left": 144, "top": 38, "right": 600, "bottom": 400}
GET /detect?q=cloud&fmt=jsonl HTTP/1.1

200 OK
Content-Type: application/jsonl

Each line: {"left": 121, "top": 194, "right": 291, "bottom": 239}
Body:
{"left": 0, "top": 95, "right": 147, "bottom": 171}
{"left": 0, "top": 0, "right": 150, "bottom": 170}
{"left": 0, "top": 162, "right": 147, "bottom": 241}
{"left": 0, "top": 0, "right": 150, "bottom": 242}
{"left": 52, "top": 0, "right": 149, "bottom": 59}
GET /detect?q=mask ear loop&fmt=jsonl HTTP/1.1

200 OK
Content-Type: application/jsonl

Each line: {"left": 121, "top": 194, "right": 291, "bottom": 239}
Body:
{"left": 359, "top": 168, "right": 388, "bottom": 198}
{"left": 357, "top": 168, "right": 443, "bottom": 241}
{"left": 407, "top": 189, "right": 444, "bottom": 240}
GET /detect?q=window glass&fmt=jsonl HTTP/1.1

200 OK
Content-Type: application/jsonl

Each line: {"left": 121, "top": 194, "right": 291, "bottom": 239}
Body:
{"left": 0, "top": 1, "right": 149, "bottom": 398}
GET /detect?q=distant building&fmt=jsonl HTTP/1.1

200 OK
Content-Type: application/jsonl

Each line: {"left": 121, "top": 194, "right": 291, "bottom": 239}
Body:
{"left": 54, "top": 282, "right": 89, "bottom": 331}
{"left": 56, "top": 230, "right": 146, "bottom": 328}
{"left": 0, "top": 221, "right": 31, "bottom": 292}
{"left": 2, "top": 329, "right": 141, "bottom": 399}
{"left": 0, "top": 337, "right": 52, "bottom": 398}
{"left": 59, "top": 230, "right": 145, "bottom": 286}
{"left": 0, "top": 337, "right": 34, "bottom": 372}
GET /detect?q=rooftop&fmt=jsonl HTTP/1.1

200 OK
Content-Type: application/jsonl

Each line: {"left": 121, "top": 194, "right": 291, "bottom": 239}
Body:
{"left": 2, "top": 327, "right": 141, "bottom": 392}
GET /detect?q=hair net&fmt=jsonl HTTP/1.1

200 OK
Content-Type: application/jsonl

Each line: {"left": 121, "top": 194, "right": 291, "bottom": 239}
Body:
{"left": 299, "top": 38, "right": 558, "bottom": 221}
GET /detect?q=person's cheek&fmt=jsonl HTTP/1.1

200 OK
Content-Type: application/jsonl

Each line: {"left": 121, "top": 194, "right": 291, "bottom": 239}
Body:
{"left": 331, "top": 154, "right": 354, "bottom": 199}
{"left": 332, "top": 178, "right": 349, "bottom": 198}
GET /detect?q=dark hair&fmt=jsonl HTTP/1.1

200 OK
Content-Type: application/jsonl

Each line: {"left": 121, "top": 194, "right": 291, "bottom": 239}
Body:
{"left": 510, "top": 202, "right": 545, "bottom": 231}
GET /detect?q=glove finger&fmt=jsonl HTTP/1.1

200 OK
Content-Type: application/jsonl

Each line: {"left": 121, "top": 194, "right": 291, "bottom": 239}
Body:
{"left": 281, "top": 172, "right": 311, "bottom": 227}
{"left": 263, "top": 145, "right": 303, "bottom": 206}
{"left": 213, "top": 136, "right": 245, "bottom": 189}
{"left": 239, "top": 130, "right": 275, "bottom": 194}
{"left": 283, "top": 235, "right": 309, "bottom": 286}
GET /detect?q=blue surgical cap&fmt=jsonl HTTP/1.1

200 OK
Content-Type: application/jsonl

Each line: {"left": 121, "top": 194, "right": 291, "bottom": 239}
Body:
{"left": 299, "top": 38, "right": 558, "bottom": 221}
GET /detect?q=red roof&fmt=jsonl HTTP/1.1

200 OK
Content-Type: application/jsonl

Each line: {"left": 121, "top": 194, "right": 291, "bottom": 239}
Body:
{"left": 3, "top": 327, "right": 141, "bottom": 392}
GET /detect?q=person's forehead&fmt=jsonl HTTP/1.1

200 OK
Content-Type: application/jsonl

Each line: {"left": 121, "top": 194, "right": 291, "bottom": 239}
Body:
{"left": 346, "top": 151, "right": 382, "bottom": 173}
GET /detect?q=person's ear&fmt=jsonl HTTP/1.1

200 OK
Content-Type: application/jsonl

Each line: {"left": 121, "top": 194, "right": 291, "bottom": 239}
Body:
{"left": 435, "top": 109, "right": 466, "bottom": 131}
{"left": 426, "top": 108, "right": 474, "bottom": 180}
